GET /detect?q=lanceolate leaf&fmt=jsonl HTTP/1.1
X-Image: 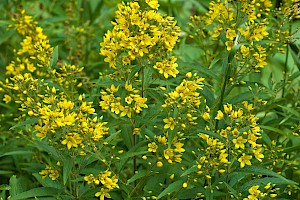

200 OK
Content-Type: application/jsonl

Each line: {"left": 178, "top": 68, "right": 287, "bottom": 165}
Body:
{"left": 240, "top": 177, "right": 299, "bottom": 192}
{"left": 10, "top": 187, "right": 60, "bottom": 200}
{"left": 63, "top": 156, "right": 73, "bottom": 186}
{"left": 50, "top": 46, "right": 58, "bottom": 67}
{"left": 236, "top": 166, "right": 298, "bottom": 185}
{"left": 157, "top": 180, "right": 183, "bottom": 199}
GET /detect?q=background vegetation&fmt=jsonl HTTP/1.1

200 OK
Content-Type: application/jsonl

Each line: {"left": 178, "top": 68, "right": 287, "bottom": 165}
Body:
{"left": 0, "top": 0, "right": 300, "bottom": 199}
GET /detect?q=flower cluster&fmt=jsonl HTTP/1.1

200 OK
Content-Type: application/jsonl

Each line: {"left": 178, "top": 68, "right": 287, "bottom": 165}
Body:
{"left": 100, "top": 0, "right": 180, "bottom": 79}
{"left": 100, "top": 83, "right": 148, "bottom": 118}
{"left": 84, "top": 170, "right": 119, "bottom": 200}
{"left": 0, "top": 10, "right": 55, "bottom": 107}
{"left": 10, "top": 10, "right": 53, "bottom": 72}
{"left": 206, "top": 101, "right": 265, "bottom": 168}
{"left": 188, "top": 0, "right": 293, "bottom": 73}
{"left": 5, "top": 73, "right": 109, "bottom": 153}
{"left": 51, "top": 64, "right": 84, "bottom": 89}
{"left": 162, "top": 72, "right": 205, "bottom": 129}
{"left": 244, "top": 183, "right": 278, "bottom": 200}
{"left": 39, "top": 165, "right": 60, "bottom": 181}
{"left": 147, "top": 134, "right": 185, "bottom": 166}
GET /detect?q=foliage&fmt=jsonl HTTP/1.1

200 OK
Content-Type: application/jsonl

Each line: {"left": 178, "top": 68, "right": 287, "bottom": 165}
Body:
{"left": 0, "top": 0, "right": 300, "bottom": 199}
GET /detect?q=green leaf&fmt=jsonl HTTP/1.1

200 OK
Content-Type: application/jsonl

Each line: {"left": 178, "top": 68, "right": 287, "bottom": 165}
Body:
{"left": 0, "top": 102, "right": 13, "bottom": 109}
{"left": 180, "top": 165, "right": 197, "bottom": 177}
{"left": 146, "top": 88, "right": 165, "bottom": 104}
{"left": 200, "top": 87, "right": 216, "bottom": 107}
{"left": 197, "top": 129, "right": 223, "bottom": 141}
{"left": 157, "top": 180, "right": 183, "bottom": 199}
{"left": 135, "top": 115, "right": 156, "bottom": 126}
{"left": 118, "top": 124, "right": 133, "bottom": 149}
{"left": 117, "top": 144, "right": 148, "bottom": 172}
{"left": 9, "top": 118, "right": 39, "bottom": 130}
{"left": 0, "top": 150, "right": 33, "bottom": 158}
{"left": 50, "top": 46, "right": 58, "bottom": 67}
{"left": 261, "top": 132, "right": 272, "bottom": 148}
{"left": 34, "top": 139, "right": 61, "bottom": 161}
{"left": 63, "top": 156, "right": 73, "bottom": 186}
{"left": 104, "top": 130, "right": 121, "bottom": 143}
{"left": 32, "top": 173, "right": 61, "bottom": 189}
{"left": 278, "top": 105, "right": 300, "bottom": 118}
{"left": 0, "top": 29, "right": 15, "bottom": 45}
{"left": 229, "top": 172, "right": 248, "bottom": 187}
{"left": 240, "top": 177, "right": 299, "bottom": 192}
{"left": 0, "top": 170, "right": 14, "bottom": 175}
{"left": 127, "top": 170, "right": 149, "bottom": 184}
{"left": 223, "top": 182, "right": 239, "bottom": 198}
{"left": 204, "top": 187, "right": 214, "bottom": 200}
{"left": 260, "top": 125, "right": 287, "bottom": 136}
{"left": 0, "top": 184, "right": 10, "bottom": 191}
{"left": 283, "top": 144, "right": 300, "bottom": 153}
{"left": 127, "top": 65, "right": 141, "bottom": 82}
{"left": 120, "top": 150, "right": 148, "bottom": 161}
{"left": 10, "top": 187, "right": 60, "bottom": 200}
{"left": 236, "top": 166, "right": 298, "bottom": 185}
{"left": 229, "top": 91, "right": 254, "bottom": 105}
{"left": 9, "top": 176, "right": 22, "bottom": 197}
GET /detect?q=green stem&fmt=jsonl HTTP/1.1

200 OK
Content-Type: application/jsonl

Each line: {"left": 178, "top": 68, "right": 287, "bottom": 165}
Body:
{"left": 282, "top": 25, "right": 291, "bottom": 98}
{"left": 215, "top": 59, "right": 231, "bottom": 130}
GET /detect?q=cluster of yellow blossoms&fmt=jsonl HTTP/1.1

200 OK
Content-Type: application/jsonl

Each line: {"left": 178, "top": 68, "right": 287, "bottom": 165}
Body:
{"left": 188, "top": 0, "right": 296, "bottom": 73}
{"left": 7, "top": 74, "right": 109, "bottom": 152}
{"left": 0, "top": 9, "right": 121, "bottom": 200}
{"left": 198, "top": 101, "right": 265, "bottom": 171}
{"left": 162, "top": 72, "right": 205, "bottom": 129}
{"left": 147, "top": 134, "right": 185, "bottom": 165}
{"left": 100, "top": 83, "right": 148, "bottom": 118}
{"left": 244, "top": 184, "right": 278, "bottom": 200}
{"left": 100, "top": 0, "right": 180, "bottom": 79}
{"left": 84, "top": 170, "right": 119, "bottom": 200}
{"left": 8, "top": 10, "right": 53, "bottom": 74}
{"left": 39, "top": 165, "right": 60, "bottom": 181}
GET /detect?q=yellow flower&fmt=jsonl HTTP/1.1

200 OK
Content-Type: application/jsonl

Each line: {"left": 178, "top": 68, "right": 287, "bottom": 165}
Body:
{"left": 156, "top": 135, "right": 167, "bottom": 145}
{"left": 223, "top": 104, "right": 232, "bottom": 114}
{"left": 153, "top": 57, "right": 179, "bottom": 78}
{"left": 250, "top": 25, "right": 269, "bottom": 41}
{"left": 146, "top": 0, "right": 159, "bottom": 10}
{"left": 61, "top": 133, "right": 83, "bottom": 150}
{"left": 215, "top": 110, "right": 224, "bottom": 120}
{"left": 249, "top": 185, "right": 260, "bottom": 197}
{"left": 219, "top": 150, "right": 229, "bottom": 163}
{"left": 110, "top": 102, "right": 123, "bottom": 115}
{"left": 49, "top": 170, "right": 59, "bottom": 180}
{"left": 156, "top": 161, "right": 163, "bottom": 167}
{"left": 84, "top": 174, "right": 95, "bottom": 184}
{"left": 132, "top": 94, "right": 148, "bottom": 113}
{"left": 253, "top": 147, "right": 264, "bottom": 162}
{"left": 173, "top": 142, "right": 185, "bottom": 153}
{"left": 232, "top": 136, "right": 247, "bottom": 149}
{"left": 240, "top": 45, "right": 250, "bottom": 57}
{"left": 238, "top": 154, "right": 252, "bottom": 168}
{"left": 120, "top": 106, "right": 132, "bottom": 118}
{"left": 270, "top": 194, "right": 277, "bottom": 198}
{"left": 202, "top": 112, "right": 210, "bottom": 121}
{"left": 225, "top": 40, "right": 234, "bottom": 51}
{"left": 3, "top": 94, "right": 11, "bottom": 103}
{"left": 164, "top": 148, "right": 174, "bottom": 162}
{"left": 95, "top": 188, "right": 111, "bottom": 200}
{"left": 232, "top": 128, "right": 239, "bottom": 137}
{"left": 226, "top": 28, "right": 236, "bottom": 40}
{"left": 163, "top": 117, "right": 177, "bottom": 130}
{"left": 148, "top": 142, "right": 158, "bottom": 153}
